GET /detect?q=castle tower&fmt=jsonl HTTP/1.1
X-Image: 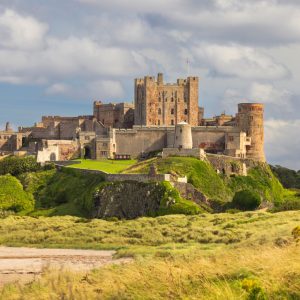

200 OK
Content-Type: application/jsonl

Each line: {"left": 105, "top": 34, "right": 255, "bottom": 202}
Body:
{"left": 134, "top": 73, "right": 199, "bottom": 126}
{"left": 236, "top": 103, "right": 265, "bottom": 162}
{"left": 173, "top": 121, "right": 193, "bottom": 149}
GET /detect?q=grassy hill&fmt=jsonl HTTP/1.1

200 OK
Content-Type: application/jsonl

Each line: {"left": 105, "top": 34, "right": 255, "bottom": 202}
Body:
{"left": 0, "top": 156, "right": 299, "bottom": 217}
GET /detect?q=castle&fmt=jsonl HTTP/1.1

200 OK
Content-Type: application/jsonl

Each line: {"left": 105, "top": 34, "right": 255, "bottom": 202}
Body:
{"left": 0, "top": 73, "right": 265, "bottom": 163}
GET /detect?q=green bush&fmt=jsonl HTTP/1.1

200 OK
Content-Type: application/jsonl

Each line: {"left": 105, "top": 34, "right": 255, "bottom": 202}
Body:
{"left": 232, "top": 190, "right": 261, "bottom": 211}
{"left": 33, "top": 168, "right": 105, "bottom": 216}
{"left": 228, "top": 164, "right": 284, "bottom": 204}
{"left": 0, "top": 175, "right": 34, "bottom": 212}
{"left": 156, "top": 181, "right": 203, "bottom": 216}
{"left": 0, "top": 156, "right": 41, "bottom": 176}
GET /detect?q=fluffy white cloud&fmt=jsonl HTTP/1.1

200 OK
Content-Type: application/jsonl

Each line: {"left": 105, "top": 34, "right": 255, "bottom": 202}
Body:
{"left": 0, "top": 9, "right": 48, "bottom": 50}
{"left": 192, "top": 44, "right": 289, "bottom": 80}
{"left": 222, "top": 83, "right": 293, "bottom": 115}
{"left": 265, "top": 119, "right": 300, "bottom": 169}
{"left": 87, "top": 80, "right": 124, "bottom": 99}
{"left": 249, "top": 83, "right": 292, "bottom": 108}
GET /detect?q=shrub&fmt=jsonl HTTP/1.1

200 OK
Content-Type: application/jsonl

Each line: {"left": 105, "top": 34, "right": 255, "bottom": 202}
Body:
{"left": 0, "top": 156, "right": 41, "bottom": 176}
{"left": 292, "top": 226, "right": 300, "bottom": 240}
{"left": 0, "top": 175, "right": 34, "bottom": 212}
{"left": 273, "top": 198, "right": 300, "bottom": 212}
{"left": 156, "top": 181, "right": 203, "bottom": 216}
{"left": 232, "top": 190, "right": 261, "bottom": 211}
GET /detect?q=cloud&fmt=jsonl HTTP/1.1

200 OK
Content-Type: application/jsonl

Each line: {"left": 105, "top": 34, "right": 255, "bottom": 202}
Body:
{"left": 265, "top": 119, "right": 300, "bottom": 169}
{"left": 87, "top": 80, "right": 125, "bottom": 99}
{"left": 249, "top": 83, "right": 292, "bottom": 108}
{"left": 221, "top": 83, "right": 293, "bottom": 116}
{"left": 45, "top": 83, "right": 70, "bottom": 95}
{"left": 192, "top": 44, "right": 289, "bottom": 80}
{"left": 44, "top": 80, "right": 124, "bottom": 100}
{"left": 0, "top": 9, "right": 48, "bottom": 50}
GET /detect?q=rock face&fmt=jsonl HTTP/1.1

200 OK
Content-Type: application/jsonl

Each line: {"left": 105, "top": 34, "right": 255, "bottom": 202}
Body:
{"left": 92, "top": 182, "right": 164, "bottom": 219}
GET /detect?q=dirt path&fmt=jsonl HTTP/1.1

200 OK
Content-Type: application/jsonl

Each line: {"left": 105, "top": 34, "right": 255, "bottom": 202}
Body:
{"left": 0, "top": 247, "right": 131, "bottom": 286}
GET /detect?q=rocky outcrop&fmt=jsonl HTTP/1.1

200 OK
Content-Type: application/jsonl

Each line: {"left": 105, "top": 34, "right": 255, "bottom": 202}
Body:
{"left": 92, "top": 181, "right": 165, "bottom": 219}
{"left": 173, "top": 182, "right": 209, "bottom": 207}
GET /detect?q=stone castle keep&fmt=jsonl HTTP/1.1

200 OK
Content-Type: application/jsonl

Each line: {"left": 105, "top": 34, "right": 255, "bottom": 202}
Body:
{"left": 0, "top": 73, "right": 265, "bottom": 163}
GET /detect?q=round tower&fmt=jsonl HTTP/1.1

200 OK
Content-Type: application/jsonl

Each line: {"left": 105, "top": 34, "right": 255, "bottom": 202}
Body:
{"left": 173, "top": 121, "right": 193, "bottom": 149}
{"left": 236, "top": 103, "right": 265, "bottom": 162}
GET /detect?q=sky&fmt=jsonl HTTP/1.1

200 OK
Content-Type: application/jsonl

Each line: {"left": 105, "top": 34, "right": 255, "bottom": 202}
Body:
{"left": 0, "top": 0, "right": 299, "bottom": 169}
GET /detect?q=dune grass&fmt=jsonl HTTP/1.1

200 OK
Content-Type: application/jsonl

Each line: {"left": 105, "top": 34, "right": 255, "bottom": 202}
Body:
{"left": 0, "top": 211, "right": 299, "bottom": 299}
{"left": 0, "top": 211, "right": 298, "bottom": 256}
{"left": 67, "top": 159, "right": 137, "bottom": 174}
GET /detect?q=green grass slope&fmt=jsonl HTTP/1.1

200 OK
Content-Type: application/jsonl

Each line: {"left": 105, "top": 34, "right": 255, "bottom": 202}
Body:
{"left": 68, "top": 159, "right": 137, "bottom": 173}
{"left": 0, "top": 175, "right": 34, "bottom": 213}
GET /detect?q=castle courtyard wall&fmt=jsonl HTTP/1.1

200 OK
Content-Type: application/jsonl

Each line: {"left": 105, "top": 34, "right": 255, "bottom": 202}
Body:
{"left": 114, "top": 126, "right": 241, "bottom": 158}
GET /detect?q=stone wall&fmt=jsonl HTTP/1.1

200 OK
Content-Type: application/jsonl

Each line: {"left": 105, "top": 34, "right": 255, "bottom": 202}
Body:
{"left": 173, "top": 182, "right": 209, "bottom": 207}
{"left": 115, "top": 127, "right": 171, "bottom": 156}
{"left": 55, "top": 164, "right": 171, "bottom": 183}
{"left": 93, "top": 101, "right": 134, "bottom": 129}
{"left": 207, "top": 153, "right": 247, "bottom": 176}
{"left": 0, "top": 131, "right": 23, "bottom": 152}
{"left": 162, "top": 148, "right": 205, "bottom": 159}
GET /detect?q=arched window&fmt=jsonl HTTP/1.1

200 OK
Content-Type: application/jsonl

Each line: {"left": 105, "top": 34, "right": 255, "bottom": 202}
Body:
{"left": 158, "top": 108, "right": 162, "bottom": 115}
{"left": 171, "top": 108, "right": 174, "bottom": 115}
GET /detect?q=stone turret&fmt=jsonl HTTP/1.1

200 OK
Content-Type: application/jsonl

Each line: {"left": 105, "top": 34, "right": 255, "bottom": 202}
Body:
{"left": 5, "top": 122, "right": 13, "bottom": 132}
{"left": 236, "top": 103, "right": 265, "bottom": 162}
{"left": 173, "top": 121, "right": 193, "bottom": 149}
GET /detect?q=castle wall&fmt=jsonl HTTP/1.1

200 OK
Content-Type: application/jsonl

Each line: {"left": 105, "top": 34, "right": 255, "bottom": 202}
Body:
{"left": 115, "top": 127, "right": 171, "bottom": 156}
{"left": 93, "top": 102, "right": 134, "bottom": 128}
{"left": 114, "top": 125, "right": 245, "bottom": 158}
{"left": 0, "top": 132, "right": 23, "bottom": 152}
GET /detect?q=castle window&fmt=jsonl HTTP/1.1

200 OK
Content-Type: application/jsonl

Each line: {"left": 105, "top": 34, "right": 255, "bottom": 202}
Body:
{"left": 229, "top": 136, "right": 234, "bottom": 142}
{"left": 171, "top": 108, "right": 175, "bottom": 115}
{"left": 184, "top": 109, "right": 188, "bottom": 115}
{"left": 158, "top": 120, "right": 160, "bottom": 126}
{"left": 171, "top": 120, "right": 174, "bottom": 125}
{"left": 171, "top": 97, "right": 174, "bottom": 102}
{"left": 158, "top": 108, "right": 161, "bottom": 115}
{"left": 159, "top": 97, "right": 161, "bottom": 102}
{"left": 165, "top": 98, "right": 167, "bottom": 102}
